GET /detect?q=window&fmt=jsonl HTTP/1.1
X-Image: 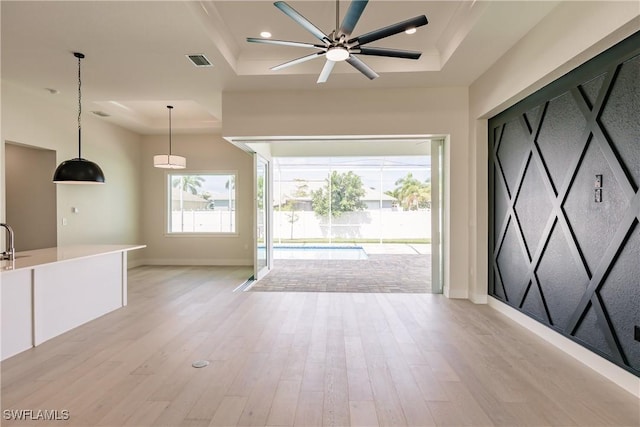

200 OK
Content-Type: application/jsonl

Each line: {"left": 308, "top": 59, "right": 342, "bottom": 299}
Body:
{"left": 168, "top": 173, "right": 236, "bottom": 234}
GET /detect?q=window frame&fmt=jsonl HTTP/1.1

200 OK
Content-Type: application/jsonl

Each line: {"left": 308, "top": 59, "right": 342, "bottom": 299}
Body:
{"left": 164, "top": 170, "right": 238, "bottom": 237}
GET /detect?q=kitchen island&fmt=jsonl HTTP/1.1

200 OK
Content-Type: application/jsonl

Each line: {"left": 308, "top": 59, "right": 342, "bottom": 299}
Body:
{"left": 1, "top": 244, "right": 145, "bottom": 360}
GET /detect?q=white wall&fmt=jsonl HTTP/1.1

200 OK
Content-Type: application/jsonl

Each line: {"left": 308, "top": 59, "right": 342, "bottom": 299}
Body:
{"left": 467, "top": 1, "right": 640, "bottom": 303}
{"left": 223, "top": 87, "right": 470, "bottom": 298}
{"left": 140, "top": 133, "right": 254, "bottom": 266}
{"left": 1, "top": 82, "right": 143, "bottom": 259}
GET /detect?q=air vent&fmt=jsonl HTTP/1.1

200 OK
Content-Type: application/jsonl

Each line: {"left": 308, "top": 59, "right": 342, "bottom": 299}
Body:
{"left": 91, "top": 111, "right": 110, "bottom": 117}
{"left": 187, "top": 54, "right": 213, "bottom": 67}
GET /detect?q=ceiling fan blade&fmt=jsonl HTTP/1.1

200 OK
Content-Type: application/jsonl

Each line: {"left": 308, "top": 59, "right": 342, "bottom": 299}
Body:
{"left": 348, "top": 15, "right": 428, "bottom": 46}
{"left": 247, "top": 37, "right": 325, "bottom": 50}
{"left": 317, "top": 60, "right": 336, "bottom": 83}
{"left": 346, "top": 55, "right": 379, "bottom": 80}
{"left": 274, "top": 1, "right": 330, "bottom": 44}
{"left": 271, "top": 52, "right": 325, "bottom": 71}
{"left": 338, "top": 0, "right": 368, "bottom": 38}
{"left": 356, "top": 46, "right": 422, "bottom": 59}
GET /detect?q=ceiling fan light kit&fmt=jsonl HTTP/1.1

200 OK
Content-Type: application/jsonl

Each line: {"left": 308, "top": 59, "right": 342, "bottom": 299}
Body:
{"left": 247, "top": 0, "right": 428, "bottom": 83}
{"left": 326, "top": 46, "right": 349, "bottom": 62}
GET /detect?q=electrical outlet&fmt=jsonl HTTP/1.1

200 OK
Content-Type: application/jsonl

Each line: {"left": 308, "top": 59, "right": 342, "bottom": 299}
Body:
{"left": 595, "top": 189, "right": 602, "bottom": 203}
{"left": 634, "top": 325, "right": 640, "bottom": 342}
{"left": 595, "top": 174, "right": 602, "bottom": 188}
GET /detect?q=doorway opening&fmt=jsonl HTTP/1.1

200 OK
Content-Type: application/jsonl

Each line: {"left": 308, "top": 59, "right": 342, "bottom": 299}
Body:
{"left": 4, "top": 142, "right": 57, "bottom": 251}
{"left": 228, "top": 135, "right": 445, "bottom": 294}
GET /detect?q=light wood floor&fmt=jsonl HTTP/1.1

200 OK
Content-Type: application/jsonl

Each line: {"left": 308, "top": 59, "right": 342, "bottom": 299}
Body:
{"left": 2, "top": 266, "right": 638, "bottom": 427}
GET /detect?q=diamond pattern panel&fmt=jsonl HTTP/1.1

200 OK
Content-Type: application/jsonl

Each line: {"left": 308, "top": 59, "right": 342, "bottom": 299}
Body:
{"left": 524, "top": 105, "right": 541, "bottom": 129}
{"left": 496, "top": 221, "right": 529, "bottom": 303}
{"left": 514, "top": 161, "right": 553, "bottom": 257}
{"left": 600, "top": 56, "right": 640, "bottom": 189}
{"left": 492, "top": 269, "right": 506, "bottom": 301}
{"left": 494, "top": 165, "right": 509, "bottom": 244}
{"left": 496, "top": 119, "right": 530, "bottom": 196}
{"left": 574, "top": 305, "right": 615, "bottom": 359}
{"left": 536, "top": 223, "right": 589, "bottom": 329}
{"left": 537, "top": 91, "right": 587, "bottom": 191}
{"left": 563, "top": 137, "right": 630, "bottom": 274}
{"left": 521, "top": 282, "right": 548, "bottom": 323}
{"left": 599, "top": 225, "right": 640, "bottom": 371}
{"left": 489, "top": 34, "right": 640, "bottom": 376}
{"left": 580, "top": 73, "right": 606, "bottom": 108}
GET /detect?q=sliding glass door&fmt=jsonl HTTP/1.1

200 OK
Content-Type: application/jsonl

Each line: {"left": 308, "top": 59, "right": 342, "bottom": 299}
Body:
{"left": 254, "top": 154, "right": 271, "bottom": 280}
{"left": 430, "top": 139, "right": 444, "bottom": 293}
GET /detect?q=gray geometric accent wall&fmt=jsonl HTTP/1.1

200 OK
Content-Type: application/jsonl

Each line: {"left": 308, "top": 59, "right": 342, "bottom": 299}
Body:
{"left": 489, "top": 31, "right": 640, "bottom": 376}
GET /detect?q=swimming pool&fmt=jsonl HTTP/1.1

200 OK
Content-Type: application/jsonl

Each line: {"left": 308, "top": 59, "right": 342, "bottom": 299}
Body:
{"left": 260, "top": 245, "right": 368, "bottom": 260}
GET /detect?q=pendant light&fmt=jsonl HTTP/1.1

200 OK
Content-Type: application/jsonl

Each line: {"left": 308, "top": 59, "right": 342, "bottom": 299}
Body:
{"left": 53, "top": 52, "right": 106, "bottom": 184}
{"left": 153, "top": 105, "right": 186, "bottom": 169}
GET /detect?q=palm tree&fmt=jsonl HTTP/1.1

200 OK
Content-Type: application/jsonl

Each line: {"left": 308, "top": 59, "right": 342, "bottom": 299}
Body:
{"left": 225, "top": 176, "right": 236, "bottom": 211}
{"left": 225, "top": 176, "right": 235, "bottom": 190}
{"left": 386, "top": 172, "right": 431, "bottom": 211}
{"left": 172, "top": 175, "right": 204, "bottom": 195}
{"left": 171, "top": 175, "right": 205, "bottom": 232}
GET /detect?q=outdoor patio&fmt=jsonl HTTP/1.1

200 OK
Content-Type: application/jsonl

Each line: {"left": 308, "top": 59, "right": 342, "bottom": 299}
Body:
{"left": 249, "top": 244, "right": 433, "bottom": 293}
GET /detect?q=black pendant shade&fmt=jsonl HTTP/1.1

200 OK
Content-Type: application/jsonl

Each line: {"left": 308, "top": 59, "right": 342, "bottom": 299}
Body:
{"left": 53, "top": 158, "right": 105, "bottom": 184}
{"left": 53, "top": 52, "right": 105, "bottom": 184}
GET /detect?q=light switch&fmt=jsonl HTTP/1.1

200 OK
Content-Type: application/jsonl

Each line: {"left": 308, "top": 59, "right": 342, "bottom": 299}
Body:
{"left": 595, "top": 174, "right": 602, "bottom": 188}
{"left": 62, "top": 218, "right": 68, "bottom": 226}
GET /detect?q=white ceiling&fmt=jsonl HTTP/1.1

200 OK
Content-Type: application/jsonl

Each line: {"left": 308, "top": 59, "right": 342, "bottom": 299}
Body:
{"left": 1, "top": 1, "right": 559, "bottom": 135}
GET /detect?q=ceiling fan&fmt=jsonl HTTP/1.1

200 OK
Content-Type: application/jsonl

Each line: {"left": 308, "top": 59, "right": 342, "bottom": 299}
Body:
{"left": 247, "top": 0, "right": 428, "bottom": 83}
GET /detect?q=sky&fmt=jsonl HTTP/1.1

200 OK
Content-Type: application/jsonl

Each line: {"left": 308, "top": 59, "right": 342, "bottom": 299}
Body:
{"left": 170, "top": 155, "right": 432, "bottom": 198}
{"left": 274, "top": 156, "right": 431, "bottom": 193}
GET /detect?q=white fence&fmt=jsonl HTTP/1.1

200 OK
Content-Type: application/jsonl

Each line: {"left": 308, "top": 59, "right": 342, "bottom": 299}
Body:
{"left": 171, "top": 210, "right": 234, "bottom": 233}
{"left": 274, "top": 210, "right": 431, "bottom": 241}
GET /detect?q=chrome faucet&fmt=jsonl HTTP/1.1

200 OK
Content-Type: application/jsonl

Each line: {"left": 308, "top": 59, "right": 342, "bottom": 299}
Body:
{"left": 0, "top": 223, "right": 15, "bottom": 261}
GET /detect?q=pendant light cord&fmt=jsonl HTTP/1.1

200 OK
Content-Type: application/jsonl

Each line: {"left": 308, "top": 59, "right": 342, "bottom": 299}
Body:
{"left": 168, "top": 105, "right": 174, "bottom": 156}
{"left": 76, "top": 53, "right": 83, "bottom": 159}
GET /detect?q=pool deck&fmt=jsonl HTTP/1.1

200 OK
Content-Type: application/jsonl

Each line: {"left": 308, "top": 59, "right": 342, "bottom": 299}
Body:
{"left": 272, "top": 242, "right": 431, "bottom": 255}
{"left": 360, "top": 243, "right": 431, "bottom": 255}
{"left": 251, "top": 244, "right": 432, "bottom": 293}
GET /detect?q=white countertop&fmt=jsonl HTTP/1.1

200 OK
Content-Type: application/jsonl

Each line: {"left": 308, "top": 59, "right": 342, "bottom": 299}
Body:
{"left": 1, "top": 244, "right": 146, "bottom": 273}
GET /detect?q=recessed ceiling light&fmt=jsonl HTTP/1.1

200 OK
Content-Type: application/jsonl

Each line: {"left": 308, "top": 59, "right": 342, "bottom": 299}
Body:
{"left": 260, "top": 31, "right": 272, "bottom": 38}
{"left": 405, "top": 27, "right": 417, "bottom": 35}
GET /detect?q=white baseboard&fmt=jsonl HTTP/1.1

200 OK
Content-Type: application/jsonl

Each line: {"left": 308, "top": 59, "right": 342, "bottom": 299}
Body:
{"left": 445, "top": 288, "right": 468, "bottom": 299}
{"left": 137, "top": 258, "right": 252, "bottom": 267}
{"left": 470, "top": 293, "right": 488, "bottom": 304}
{"left": 127, "top": 259, "right": 146, "bottom": 269}
{"left": 489, "top": 297, "right": 640, "bottom": 398}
